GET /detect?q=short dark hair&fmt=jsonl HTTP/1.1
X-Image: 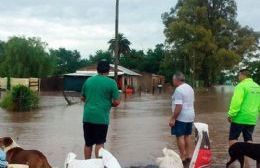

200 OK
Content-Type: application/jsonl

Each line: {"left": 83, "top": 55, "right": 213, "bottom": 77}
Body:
{"left": 239, "top": 69, "right": 251, "bottom": 77}
{"left": 97, "top": 59, "right": 110, "bottom": 73}
{"left": 173, "top": 71, "right": 185, "bottom": 82}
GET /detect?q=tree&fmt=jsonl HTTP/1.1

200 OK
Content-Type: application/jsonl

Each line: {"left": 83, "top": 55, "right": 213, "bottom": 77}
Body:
{"left": 50, "top": 48, "right": 84, "bottom": 75}
{"left": 0, "top": 36, "right": 55, "bottom": 78}
{"left": 243, "top": 53, "right": 260, "bottom": 84}
{"left": 108, "top": 33, "right": 131, "bottom": 57}
{"left": 120, "top": 49, "right": 145, "bottom": 70}
{"left": 0, "top": 41, "right": 4, "bottom": 62}
{"left": 159, "top": 48, "right": 182, "bottom": 82}
{"left": 142, "top": 44, "right": 165, "bottom": 73}
{"left": 250, "top": 61, "right": 260, "bottom": 84}
{"left": 162, "top": 0, "right": 259, "bottom": 86}
{"left": 0, "top": 41, "right": 5, "bottom": 75}
{"left": 88, "top": 50, "right": 113, "bottom": 64}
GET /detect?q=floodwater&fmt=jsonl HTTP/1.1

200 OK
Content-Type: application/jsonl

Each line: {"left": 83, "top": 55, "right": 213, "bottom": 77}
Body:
{"left": 0, "top": 86, "right": 260, "bottom": 168}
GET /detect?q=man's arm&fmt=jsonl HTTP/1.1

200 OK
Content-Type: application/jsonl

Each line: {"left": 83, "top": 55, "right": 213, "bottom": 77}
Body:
{"left": 169, "top": 104, "right": 183, "bottom": 127}
{"left": 81, "top": 96, "right": 86, "bottom": 102}
{"left": 228, "top": 85, "right": 244, "bottom": 119}
{"left": 171, "top": 104, "right": 183, "bottom": 120}
{"left": 111, "top": 82, "right": 120, "bottom": 107}
{"left": 81, "top": 82, "right": 86, "bottom": 102}
{"left": 112, "top": 99, "right": 120, "bottom": 107}
{"left": 169, "top": 90, "right": 183, "bottom": 127}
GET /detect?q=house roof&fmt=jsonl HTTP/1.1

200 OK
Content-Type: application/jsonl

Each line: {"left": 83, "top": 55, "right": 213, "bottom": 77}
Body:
{"left": 66, "top": 64, "right": 142, "bottom": 77}
{"left": 109, "top": 64, "right": 141, "bottom": 76}
{"left": 65, "top": 71, "right": 124, "bottom": 77}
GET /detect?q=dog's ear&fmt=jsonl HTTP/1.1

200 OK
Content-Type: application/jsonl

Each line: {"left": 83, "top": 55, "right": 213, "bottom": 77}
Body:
{"left": 156, "top": 157, "right": 164, "bottom": 165}
{"left": 162, "top": 148, "right": 168, "bottom": 156}
{"left": 3, "top": 137, "right": 13, "bottom": 147}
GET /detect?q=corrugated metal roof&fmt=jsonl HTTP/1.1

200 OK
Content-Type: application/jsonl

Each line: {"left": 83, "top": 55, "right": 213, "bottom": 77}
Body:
{"left": 65, "top": 65, "right": 141, "bottom": 77}
{"left": 110, "top": 64, "right": 141, "bottom": 76}
{"left": 65, "top": 71, "right": 124, "bottom": 77}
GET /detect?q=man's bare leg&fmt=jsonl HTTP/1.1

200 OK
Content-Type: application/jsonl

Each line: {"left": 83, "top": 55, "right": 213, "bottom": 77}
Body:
{"left": 177, "top": 136, "right": 186, "bottom": 161}
{"left": 184, "top": 135, "right": 193, "bottom": 159}
{"left": 95, "top": 144, "right": 104, "bottom": 158}
{"left": 229, "top": 140, "right": 237, "bottom": 147}
{"left": 84, "top": 145, "right": 93, "bottom": 159}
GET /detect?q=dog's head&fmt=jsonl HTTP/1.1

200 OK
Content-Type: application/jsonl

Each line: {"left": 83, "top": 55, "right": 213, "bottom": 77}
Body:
{"left": 156, "top": 148, "right": 184, "bottom": 168}
{"left": 162, "top": 148, "right": 180, "bottom": 158}
{"left": 0, "top": 137, "right": 13, "bottom": 148}
{"left": 64, "top": 152, "right": 77, "bottom": 168}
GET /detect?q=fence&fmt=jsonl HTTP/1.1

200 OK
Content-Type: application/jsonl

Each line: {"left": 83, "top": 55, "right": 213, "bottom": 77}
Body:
{"left": 40, "top": 77, "right": 63, "bottom": 92}
{"left": 0, "top": 77, "right": 40, "bottom": 92}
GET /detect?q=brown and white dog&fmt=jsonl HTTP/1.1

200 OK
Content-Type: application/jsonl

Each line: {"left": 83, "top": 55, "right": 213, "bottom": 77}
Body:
{"left": 0, "top": 137, "right": 52, "bottom": 168}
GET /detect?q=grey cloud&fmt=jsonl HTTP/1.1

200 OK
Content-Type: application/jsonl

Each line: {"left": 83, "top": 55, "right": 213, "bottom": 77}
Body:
{"left": 0, "top": 0, "right": 259, "bottom": 57}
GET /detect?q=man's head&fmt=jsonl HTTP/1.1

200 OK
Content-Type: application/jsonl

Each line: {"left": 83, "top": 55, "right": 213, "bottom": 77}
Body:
{"left": 238, "top": 69, "right": 250, "bottom": 82}
{"left": 97, "top": 59, "right": 110, "bottom": 74}
{"left": 172, "top": 72, "right": 185, "bottom": 87}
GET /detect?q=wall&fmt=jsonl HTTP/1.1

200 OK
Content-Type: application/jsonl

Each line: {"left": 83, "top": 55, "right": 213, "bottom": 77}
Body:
{"left": 0, "top": 77, "right": 40, "bottom": 92}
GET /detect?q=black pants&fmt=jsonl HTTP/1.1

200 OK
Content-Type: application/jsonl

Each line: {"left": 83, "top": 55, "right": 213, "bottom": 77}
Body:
{"left": 229, "top": 122, "right": 255, "bottom": 142}
{"left": 83, "top": 122, "right": 108, "bottom": 147}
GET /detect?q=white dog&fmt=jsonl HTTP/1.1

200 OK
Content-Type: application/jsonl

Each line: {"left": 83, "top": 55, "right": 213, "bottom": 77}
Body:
{"left": 99, "top": 148, "right": 121, "bottom": 168}
{"left": 156, "top": 148, "right": 184, "bottom": 168}
{"left": 64, "top": 148, "right": 121, "bottom": 168}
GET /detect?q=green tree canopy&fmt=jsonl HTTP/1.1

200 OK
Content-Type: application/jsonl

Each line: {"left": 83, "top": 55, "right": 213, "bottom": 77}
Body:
{"left": 108, "top": 33, "right": 131, "bottom": 56}
{"left": 162, "top": 0, "right": 259, "bottom": 86}
{"left": 88, "top": 50, "right": 113, "bottom": 64}
{"left": 120, "top": 49, "right": 145, "bottom": 70}
{"left": 250, "top": 61, "right": 260, "bottom": 84}
{"left": 143, "top": 44, "right": 165, "bottom": 73}
{"left": 0, "top": 36, "right": 55, "bottom": 78}
{"left": 50, "top": 48, "right": 86, "bottom": 75}
{"left": 0, "top": 41, "right": 4, "bottom": 61}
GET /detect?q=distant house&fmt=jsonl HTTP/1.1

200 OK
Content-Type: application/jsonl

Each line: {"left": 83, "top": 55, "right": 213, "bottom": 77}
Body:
{"left": 140, "top": 72, "right": 165, "bottom": 93}
{"left": 64, "top": 64, "right": 142, "bottom": 92}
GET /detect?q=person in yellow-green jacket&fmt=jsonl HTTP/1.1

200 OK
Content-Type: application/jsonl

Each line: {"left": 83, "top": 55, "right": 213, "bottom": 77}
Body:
{"left": 228, "top": 69, "right": 260, "bottom": 146}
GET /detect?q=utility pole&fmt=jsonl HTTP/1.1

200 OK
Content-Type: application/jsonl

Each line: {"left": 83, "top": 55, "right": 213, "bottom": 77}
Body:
{"left": 193, "top": 50, "right": 196, "bottom": 88}
{"left": 114, "top": 0, "right": 119, "bottom": 82}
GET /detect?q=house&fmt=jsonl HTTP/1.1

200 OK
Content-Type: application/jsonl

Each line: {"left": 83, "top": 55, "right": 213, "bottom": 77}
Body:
{"left": 64, "top": 64, "right": 142, "bottom": 93}
{"left": 140, "top": 73, "right": 165, "bottom": 93}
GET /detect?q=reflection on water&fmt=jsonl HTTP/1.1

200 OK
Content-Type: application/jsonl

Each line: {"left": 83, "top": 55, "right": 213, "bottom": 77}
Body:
{"left": 0, "top": 86, "right": 259, "bottom": 167}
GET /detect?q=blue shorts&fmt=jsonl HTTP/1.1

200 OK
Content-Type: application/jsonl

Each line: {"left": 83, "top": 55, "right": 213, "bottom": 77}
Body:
{"left": 171, "top": 120, "right": 193, "bottom": 137}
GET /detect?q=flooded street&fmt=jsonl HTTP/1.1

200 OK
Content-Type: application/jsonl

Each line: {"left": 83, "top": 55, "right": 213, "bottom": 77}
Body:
{"left": 1, "top": 86, "right": 260, "bottom": 167}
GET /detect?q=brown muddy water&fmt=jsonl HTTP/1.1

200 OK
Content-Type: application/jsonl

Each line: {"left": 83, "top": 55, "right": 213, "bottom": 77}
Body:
{"left": 0, "top": 86, "right": 260, "bottom": 168}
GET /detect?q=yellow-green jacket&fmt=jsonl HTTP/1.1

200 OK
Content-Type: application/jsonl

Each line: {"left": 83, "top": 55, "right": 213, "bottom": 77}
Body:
{"left": 228, "top": 78, "right": 260, "bottom": 125}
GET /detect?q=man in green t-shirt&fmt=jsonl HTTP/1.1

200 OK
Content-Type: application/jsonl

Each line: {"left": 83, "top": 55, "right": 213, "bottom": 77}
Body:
{"left": 81, "top": 59, "right": 120, "bottom": 159}
{"left": 228, "top": 69, "right": 260, "bottom": 146}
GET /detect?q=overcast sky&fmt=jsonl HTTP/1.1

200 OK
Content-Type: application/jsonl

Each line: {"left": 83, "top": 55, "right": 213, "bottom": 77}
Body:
{"left": 0, "top": 0, "right": 259, "bottom": 57}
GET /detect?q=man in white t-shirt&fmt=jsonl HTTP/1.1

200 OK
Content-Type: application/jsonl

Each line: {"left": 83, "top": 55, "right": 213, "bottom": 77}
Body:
{"left": 169, "top": 72, "right": 195, "bottom": 165}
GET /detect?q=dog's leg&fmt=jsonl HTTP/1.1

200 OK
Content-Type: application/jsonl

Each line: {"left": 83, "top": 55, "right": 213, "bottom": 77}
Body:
{"left": 238, "top": 156, "right": 244, "bottom": 168}
{"left": 226, "top": 157, "right": 237, "bottom": 168}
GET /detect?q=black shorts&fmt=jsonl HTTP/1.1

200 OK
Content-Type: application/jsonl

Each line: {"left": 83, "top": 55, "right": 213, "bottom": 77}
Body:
{"left": 229, "top": 122, "right": 255, "bottom": 142}
{"left": 83, "top": 122, "right": 108, "bottom": 147}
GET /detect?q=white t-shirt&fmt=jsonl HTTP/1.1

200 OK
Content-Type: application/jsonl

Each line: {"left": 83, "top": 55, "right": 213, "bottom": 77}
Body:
{"left": 172, "top": 83, "right": 195, "bottom": 122}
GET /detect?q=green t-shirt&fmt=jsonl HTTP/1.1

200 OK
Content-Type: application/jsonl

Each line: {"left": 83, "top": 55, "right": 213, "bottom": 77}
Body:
{"left": 228, "top": 78, "right": 260, "bottom": 125}
{"left": 81, "top": 75, "right": 119, "bottom": 125}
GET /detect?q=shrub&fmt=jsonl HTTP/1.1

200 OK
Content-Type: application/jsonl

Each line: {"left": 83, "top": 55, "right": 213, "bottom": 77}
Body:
{"left": 0, "top": 85, "right": 39, "bottom": 112}
{"left": 0, "top": 91, "right": 13, "bottom": 110}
